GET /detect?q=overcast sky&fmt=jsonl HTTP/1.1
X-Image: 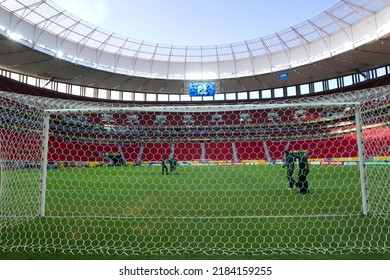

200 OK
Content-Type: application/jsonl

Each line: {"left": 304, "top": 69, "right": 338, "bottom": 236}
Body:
{"left": 51, "top": 0, "right": 337, "bottom": 46}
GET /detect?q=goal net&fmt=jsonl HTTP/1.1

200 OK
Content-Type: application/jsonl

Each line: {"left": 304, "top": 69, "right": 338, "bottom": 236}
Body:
{"left": 0, "top": 87, "right": 389, "bottom": 256}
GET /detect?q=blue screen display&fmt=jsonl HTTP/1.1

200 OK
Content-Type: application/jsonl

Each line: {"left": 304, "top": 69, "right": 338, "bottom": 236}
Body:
{"left": 189, "top": 82, "right": 215, "bottom": 96}
{"left": 278, "top": 72, "right": 289, "bottom": 80}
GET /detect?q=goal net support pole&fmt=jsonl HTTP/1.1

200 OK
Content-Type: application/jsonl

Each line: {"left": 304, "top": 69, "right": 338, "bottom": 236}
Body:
{"left": 354, "top": 104, "right": 369, "bottom": 215}
{"left": 39, "top": 113, "right": 50, "bottom": 217}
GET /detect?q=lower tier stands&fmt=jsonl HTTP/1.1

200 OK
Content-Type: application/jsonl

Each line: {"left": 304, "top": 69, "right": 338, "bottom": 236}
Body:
{"left": 2, "top": 127, "right": 389, "bottom": 166}
{"left": 45, "top": 130, "right": 388, "bottom": 164}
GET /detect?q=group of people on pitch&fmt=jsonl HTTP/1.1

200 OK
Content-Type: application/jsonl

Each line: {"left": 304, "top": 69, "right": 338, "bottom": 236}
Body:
{"left": 282, "top": 150, "right": 310, "bottom": 194}
{"left": 161, "top": 156, "right": 179, "bottom": 175}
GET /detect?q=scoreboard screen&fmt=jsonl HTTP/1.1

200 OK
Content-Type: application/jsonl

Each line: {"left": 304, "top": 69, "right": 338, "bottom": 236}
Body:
{"left": 188, "top": 82, "right": 215, "bottom": 97}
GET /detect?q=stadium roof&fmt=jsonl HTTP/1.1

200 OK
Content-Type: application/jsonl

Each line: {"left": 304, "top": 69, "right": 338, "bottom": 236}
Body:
{"left": 0, "top": 0, "right": 390, "bottom": 94}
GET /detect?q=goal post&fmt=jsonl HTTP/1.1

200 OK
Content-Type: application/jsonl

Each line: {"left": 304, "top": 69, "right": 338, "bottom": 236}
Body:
{"left": 39, "top": 113, "right": 50, "bottom": 217}
{"left": 354, "top": 104, "right": 369, "bottom": 215}
{"left": 0, "top": 87, "right": 389, "bottom": 256}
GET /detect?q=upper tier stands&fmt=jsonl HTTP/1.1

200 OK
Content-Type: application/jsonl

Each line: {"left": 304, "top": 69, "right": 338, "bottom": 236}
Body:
{"left": 1, "top": 73, "right": 389, "bottom": 165}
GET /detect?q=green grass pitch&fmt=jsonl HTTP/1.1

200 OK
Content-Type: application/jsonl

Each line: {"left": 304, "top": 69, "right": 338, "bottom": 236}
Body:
{"left": 0, "top": 164, "right": 389, "bottom": 259}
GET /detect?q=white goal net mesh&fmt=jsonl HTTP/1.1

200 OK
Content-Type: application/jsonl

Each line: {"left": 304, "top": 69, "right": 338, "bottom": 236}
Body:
{"left": 0, "top": 87, "right": 389, "bottom": 256}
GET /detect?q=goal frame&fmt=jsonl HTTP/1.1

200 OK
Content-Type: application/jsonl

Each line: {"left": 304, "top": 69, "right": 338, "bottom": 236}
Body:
{"left": 38, "top": 101, "right": 369, "bottom": 217}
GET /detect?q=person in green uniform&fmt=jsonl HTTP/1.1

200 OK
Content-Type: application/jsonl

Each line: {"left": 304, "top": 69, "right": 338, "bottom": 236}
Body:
{"left": 282, "top": 149, "right": 296, "bottom": 189}
{"left": 161, "top": 156, "right": 168, "bottom": 175}
{"left": 296, "top": 151, "right": 310, "bottom": 194}
{"left": 169, "top": 157, "right": 179, "bottom": 174}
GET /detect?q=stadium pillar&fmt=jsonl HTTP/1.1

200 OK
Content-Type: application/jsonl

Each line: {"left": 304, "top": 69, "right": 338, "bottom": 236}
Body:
{"left": 136, "top": 143, "right": 144, "bottom": 165}
{"left": 39, "top": 112, "right": 50, "bottom": 217}
{"left": 263, "top": 141, "right": 272, "bottom": 162}
{"left": 200, "top": 143, "right": 206, "bottom": 163}
{"left": 355, "top": 104, "right": 369, "bottom": 215}
{"left": 231, "top": 142, "right": 239, "bottom": 163}
{"left": 170, "top": 143, "right": 175, "bottom": 159}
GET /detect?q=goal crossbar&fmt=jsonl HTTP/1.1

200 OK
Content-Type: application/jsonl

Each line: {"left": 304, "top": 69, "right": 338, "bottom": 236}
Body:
{"left": 44, "top": 101, "right": 361, "bottom": 115}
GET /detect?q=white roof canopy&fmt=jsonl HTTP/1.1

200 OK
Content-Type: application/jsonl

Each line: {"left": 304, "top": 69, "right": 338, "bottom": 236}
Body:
{"left": 1, "top": 0, "right": 389, "bottom": 79}
{"left": 1, "top": 0, "right": 390, "bottom": 94}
